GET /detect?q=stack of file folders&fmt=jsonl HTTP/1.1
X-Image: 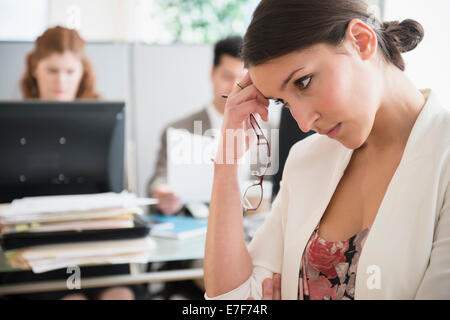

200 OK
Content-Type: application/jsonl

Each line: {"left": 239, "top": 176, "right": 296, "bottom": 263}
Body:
{"left": 0, "top": 192, "right": 158, "bottom": 273}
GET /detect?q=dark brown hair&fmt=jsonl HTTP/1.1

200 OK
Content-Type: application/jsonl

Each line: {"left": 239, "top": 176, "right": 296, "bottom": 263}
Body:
{"left": 21, "top": 26, "right": 99, "bottom": 99}
{"left": 214, "top": 36, "right": 243, "bottom": 67}
{"left": 242, "top": 0, "right": 424, "bottom": 71}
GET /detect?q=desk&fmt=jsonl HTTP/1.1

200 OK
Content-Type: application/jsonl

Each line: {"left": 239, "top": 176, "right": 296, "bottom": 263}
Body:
{"left": 0, "top": 235, "right": 205, "bottom": 295}
{"left": 0, "top": 209, "right": 265, "bottom": 296}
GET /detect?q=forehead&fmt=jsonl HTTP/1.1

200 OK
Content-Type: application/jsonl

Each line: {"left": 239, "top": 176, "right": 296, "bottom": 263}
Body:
{"left": 39, "top": 51, "right": 82, "bottom": 66}
{"left": 248, "top": 43, "right": 340, "bottom": 94}
{"left": 216, "top": 54, "right": 244, "bottom": 69}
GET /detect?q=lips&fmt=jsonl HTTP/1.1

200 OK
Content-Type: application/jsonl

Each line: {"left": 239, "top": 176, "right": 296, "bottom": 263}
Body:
{"left": 326, "top": 125, "right": 338, "bottom": 134}
{"left": 326, "top": 123, "right": 341, "bottom": 138}
{"left": 318, "top": 124, "right": 337, "bottom": 135}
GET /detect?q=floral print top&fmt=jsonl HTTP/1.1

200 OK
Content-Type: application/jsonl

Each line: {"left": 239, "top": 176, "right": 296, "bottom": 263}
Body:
{"left": 298, "top": 222, "right": 371, "bottom": 300}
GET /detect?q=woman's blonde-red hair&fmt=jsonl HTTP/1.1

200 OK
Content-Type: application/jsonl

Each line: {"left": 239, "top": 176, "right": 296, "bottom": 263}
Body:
{"left": 21, "top": 26, "right": 99, "bottom": 99}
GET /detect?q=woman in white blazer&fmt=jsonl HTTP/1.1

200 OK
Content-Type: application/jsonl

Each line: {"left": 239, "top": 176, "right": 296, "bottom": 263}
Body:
{"left": 204, "top": 0, "right": 450, "bottom": 300}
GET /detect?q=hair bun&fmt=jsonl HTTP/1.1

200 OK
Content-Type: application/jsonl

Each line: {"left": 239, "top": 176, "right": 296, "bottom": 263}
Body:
{"left": 382, "top": 19, "right": 424, "bottom": 53}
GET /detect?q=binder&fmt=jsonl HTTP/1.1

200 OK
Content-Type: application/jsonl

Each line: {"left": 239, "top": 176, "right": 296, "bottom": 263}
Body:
{"left": 0, "top": 214, "right": 150, "bottom": 251}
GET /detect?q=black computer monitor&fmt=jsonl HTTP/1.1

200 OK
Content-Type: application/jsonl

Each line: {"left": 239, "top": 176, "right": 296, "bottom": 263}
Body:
{"left": 0, "top": 100, "right": 126, "bottom": 203}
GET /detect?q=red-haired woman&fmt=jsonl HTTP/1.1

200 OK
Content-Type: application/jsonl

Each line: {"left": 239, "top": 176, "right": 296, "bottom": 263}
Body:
{"left": 21, "top": 25, "right": 98, "bottom": 101}
{"left": 19, "top": 26, "right": 135, "bottom": 300}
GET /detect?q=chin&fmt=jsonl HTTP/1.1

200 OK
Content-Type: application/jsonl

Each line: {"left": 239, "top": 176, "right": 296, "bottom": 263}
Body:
{"left": 53, "top": 95, "right": 73, "bottom": 102}
{"left": 334, "top": 124, "right": 369, "bottom": 150}
{"left": 338, "top": 135, "right": 366, "bottom": 150}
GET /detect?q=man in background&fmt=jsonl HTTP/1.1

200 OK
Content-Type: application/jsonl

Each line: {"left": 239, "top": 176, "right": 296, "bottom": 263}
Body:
{"left": 147, "top": 36, "right": 247, "bottom": 215}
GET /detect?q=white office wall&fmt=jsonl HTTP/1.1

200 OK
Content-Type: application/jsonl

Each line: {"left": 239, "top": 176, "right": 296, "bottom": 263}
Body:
{"left": 133, "top": 44, "right": 213, "bottom": 196}
{"left": 0, "top": 0, "right": 48, "bottom": 41}
{"left": 0, "top": 0, "right": 135, "bottom": 42}
{"left": 384, "top": 0, "right": 450, "bottom": 106}
{"left": 47, "top": 0, "right": 135, "bottom": 42}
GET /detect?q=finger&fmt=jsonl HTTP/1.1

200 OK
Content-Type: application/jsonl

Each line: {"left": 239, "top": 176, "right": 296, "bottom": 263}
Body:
{"left": 159, "top": 200, "right": 175, "bottom": 211}
{"left": 226, "top": 99, "right": 269, "bottom": 124}
{"left": 229, "top": 72, "right": 252, "bottom": 97}
{"left": 154, "top": 192, "right": 168, "bottom": 201}
{"left": 238, "top": 72, "right": 253, "bottom": 88}
{"left": 232, "top": 100, "right": 269, "bottom": 123}
{"left": 155, "top": 185, "right": 172, "bottom": 192}
{"left": 157, "top": 196, "right": 175, "bottom": 208}
{"left": 158, "top": 192, "right": 179, "bottom": 205}
{"left": 262, "top": 278, "right": 273, "bottom": 300}
{"left": 273, "top": 274, "right": 281, "bottom": 300}
{"left": 229, "top": 84, "right": 268, "bottom": 107}
{"left": 156, "top": 190, "right": 175, "bottom": 197}
{"left": 157, "top": 200, "right": 169, "bottom": 209}
{"left": 156, "top": 195, "right": 171, "bottom": 204}
{"left": 256, "top": 92, "right": 270, "bottom": 108}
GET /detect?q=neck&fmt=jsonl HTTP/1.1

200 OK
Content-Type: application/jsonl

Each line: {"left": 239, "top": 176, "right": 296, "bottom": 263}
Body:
{"left": 359, "top": 66, "right": 426, "bottom": 155}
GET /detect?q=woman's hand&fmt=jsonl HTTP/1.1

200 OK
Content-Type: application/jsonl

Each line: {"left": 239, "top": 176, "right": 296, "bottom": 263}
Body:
{"left": 215, "top": 73, "right": 270, "bottom": 165}
{"left": 248, "top": 273, "right": 282, "bottom": 300}
{"left": 205, "top": 73, "right": 270, "bottom": 297}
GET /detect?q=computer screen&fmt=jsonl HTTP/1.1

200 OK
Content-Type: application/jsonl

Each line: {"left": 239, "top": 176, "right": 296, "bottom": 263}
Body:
{"left": 0, "top": 100, "right": 126, "bottom": 203}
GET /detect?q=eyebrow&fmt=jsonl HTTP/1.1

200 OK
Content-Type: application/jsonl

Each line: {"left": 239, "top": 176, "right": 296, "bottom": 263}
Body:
{"left": 280, "top": 67, "right": 305, "bottom": 91}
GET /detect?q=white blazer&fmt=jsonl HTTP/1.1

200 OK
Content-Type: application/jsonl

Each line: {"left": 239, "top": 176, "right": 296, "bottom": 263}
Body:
{"left": 206, "top": 89, "right": 450, "bottom": 300}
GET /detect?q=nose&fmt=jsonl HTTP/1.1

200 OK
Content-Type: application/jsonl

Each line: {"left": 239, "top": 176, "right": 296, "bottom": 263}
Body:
{"left": 291, "top": 107, "right": 320, "bottom": 133}
{"left": 56, "top": 72, "right": 65, "bottom": 84}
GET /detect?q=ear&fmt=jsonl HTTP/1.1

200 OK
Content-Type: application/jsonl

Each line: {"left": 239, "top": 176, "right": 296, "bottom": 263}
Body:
{"left": 345, "top": 19, "right": 377, "bottom": 61}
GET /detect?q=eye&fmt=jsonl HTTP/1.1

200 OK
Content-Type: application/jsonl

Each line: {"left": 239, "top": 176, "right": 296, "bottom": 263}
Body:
{"left": 221, "top": 72, "right": 234, "bottom": 81}
{"left": 294, "top": 75, "right": 312, "bottom": 91}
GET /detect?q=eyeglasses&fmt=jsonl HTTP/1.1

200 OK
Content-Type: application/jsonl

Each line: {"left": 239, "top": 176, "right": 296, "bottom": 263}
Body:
{"left": 243, "top": 114, "right": 271, "bottom": 212}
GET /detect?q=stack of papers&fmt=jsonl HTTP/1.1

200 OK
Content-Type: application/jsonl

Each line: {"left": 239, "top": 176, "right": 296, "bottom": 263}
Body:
{"left": 0, "top": 192, "right": 158, "bottom": 273}
{"left": 0, "top": 207, "right": 136, "bottom": 234}
{"left": 6, "top": 238, "right": 156, "bottom": 273}
{"left": 1, "top": 192, "right": 158, "bottom": 220}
